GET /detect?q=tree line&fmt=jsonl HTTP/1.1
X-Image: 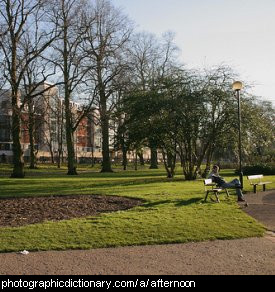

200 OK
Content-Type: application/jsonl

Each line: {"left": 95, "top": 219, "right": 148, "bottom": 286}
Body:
{"left": 118, "top": 66, "right": 274, "bottom": 180}
{"left": 0, "top": 0, "right": 274, "bottom": 179}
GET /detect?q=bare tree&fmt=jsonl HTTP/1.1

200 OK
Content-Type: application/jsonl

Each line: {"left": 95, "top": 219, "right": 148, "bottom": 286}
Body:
{"left": 44, "top": 96, "right": 65, "bottom": 168}
{"left": 0, "top": 0, "right": 59, "bottom": 177}
{"left": 21, "top": 52, "right": 60, "bottom": 169}
{"left": 83, "top": 0, "right": 133, "bottom": 172}
{"left": 48, "top": 0, "right": 97, "bottom": 175}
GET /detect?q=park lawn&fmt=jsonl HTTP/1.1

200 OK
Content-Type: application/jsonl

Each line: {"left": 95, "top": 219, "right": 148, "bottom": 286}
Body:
{"left": 0, "top": 165, "right": 272, "bottom": 252}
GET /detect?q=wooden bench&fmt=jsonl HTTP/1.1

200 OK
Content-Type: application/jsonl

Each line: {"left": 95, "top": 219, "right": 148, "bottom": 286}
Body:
{"left": 204, "top": 179, "right": 230, "bottom": 203}
{"left": 247, "top": 175, "right": 272, "bottom": 193}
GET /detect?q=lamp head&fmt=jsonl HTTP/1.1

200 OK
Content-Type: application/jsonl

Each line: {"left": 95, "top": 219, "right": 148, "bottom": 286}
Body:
{"left": 232, "top": 81, "right": 243, "bottom": 91}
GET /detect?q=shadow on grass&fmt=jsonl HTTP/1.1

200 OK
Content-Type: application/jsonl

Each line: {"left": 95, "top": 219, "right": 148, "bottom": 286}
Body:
{"left": 0, "top": 164, "right": 168, "bottom": 178}
{"left": 175, "top": 198, "right": 202, "bottom": 206}
{"left": 142, "top": 198, "right": 202, "bottom": 208}
{"left": 0, "top": 174, "right": 187, "bottom": 198}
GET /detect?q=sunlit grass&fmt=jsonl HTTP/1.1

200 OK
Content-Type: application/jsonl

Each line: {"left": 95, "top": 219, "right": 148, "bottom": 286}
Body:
{"left": 0, "top": 163, "right": 272, "bottom": 252}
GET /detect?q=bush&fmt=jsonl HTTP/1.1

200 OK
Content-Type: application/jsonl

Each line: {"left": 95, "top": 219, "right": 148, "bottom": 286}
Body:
{"left": 236, "top": 164, "right": 275, "bottom": 176}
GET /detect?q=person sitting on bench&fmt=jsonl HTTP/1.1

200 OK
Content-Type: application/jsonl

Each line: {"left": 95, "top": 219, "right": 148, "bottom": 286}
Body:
{"left": 208, "top": 165, "right": 246, "bottom": 202}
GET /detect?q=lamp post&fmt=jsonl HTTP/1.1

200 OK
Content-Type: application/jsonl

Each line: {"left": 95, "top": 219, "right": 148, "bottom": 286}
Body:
{"left": 232, "top": 81, "right": 244, "bottom": 188}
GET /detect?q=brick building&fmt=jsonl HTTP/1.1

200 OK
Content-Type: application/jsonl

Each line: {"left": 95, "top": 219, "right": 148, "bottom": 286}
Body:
{"left": 0, "top": 83, "right": 104, "bottom": 163}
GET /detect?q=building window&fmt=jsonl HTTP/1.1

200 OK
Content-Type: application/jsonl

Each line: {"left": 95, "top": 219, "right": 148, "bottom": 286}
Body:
{"left": 0, "top": 143, "right": 11, "bottom": 150}
{"left": 0, "top": 115, "right": 11, "bottom": 142}
{"left": 1, "top": 101, "right": 9, "bottom": 109}
{"left": 0, "top": 129, "right": 10, "bottom": 141}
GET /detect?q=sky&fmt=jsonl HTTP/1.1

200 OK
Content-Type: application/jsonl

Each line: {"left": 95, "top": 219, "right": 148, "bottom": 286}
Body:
{"left": 112, "top": 0, "right": 275, "bottom": 104}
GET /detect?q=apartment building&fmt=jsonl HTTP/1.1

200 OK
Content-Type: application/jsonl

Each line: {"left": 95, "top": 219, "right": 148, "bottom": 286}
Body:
{"left": 0, "top": 89, "right": 12, "bottom": 160}
{"left": 0, "top": 83, "right": 105, "bottom": 163}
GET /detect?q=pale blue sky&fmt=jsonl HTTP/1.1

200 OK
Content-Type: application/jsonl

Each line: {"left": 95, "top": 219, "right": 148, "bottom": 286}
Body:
{"left": 113, "top": 0, "right": 275, "bottom": 104}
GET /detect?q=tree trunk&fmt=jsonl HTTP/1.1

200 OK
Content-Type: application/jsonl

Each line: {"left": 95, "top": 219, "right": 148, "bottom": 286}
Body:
{"left": 57, "top": 153, "right": 61, "bottom": 169}
{"left": 10, "top": 35, "right": 24, "bottom": 178}
{"left": 49, "top": 142, "right": 55, "bottom": 164}
{"left": 193, "top": 141, "right": 210, "bottom": 179}
{"left": 182, "top": 140, "right": 196, "bottom": 180}
{"left": 64, "top": 86, "right": 77, "bottom": 175}
{"left": 57, "top": 102, "right": 63, "bottom": 169}
{"left": 91, "top": 144, "right": 95, "bottom": 167}
{"left": 65, "top": 122, "right": 77, "bottom": 175}
{"left": 57, "top": 138, "right": 63, "bottom": 169}
{"left": 101, "top": 114, "right": 113, "bottom": 172}
{"left": 137, "top": 150, "right": 145, "bottom": 166}
{"left": 167, "top": 151, "right": 173, "bottom": 168}
{"left": 11, "top": 96, "right": 24, "bottom": 178}
{"left": 184, "top": 171, "right": 196, "bottom": 180}
{"left": 179, "top": 147, "right": 184, "bottom": 167}
{"left": 63, "top": 18, "right": 77, "bottom": 176}
{"left": 162, "top": 150, "right": 175, "bottom": 178}
{"left": 122, "top": 145, "right": 127, "bottom": 171}
{"left": 149, "top": 146, "right": 158, "bottom": 169}
{"left": 134, "top": 151, "right": 138, "bottom": 171}
{"left": 100, "top": 89, "right": 113, "bottom": 172}
{"left": 28, "top": 109, "right": 37, "bottom": 169}
{"left": 203, "top": 145, "right": 214, "bottom": 178}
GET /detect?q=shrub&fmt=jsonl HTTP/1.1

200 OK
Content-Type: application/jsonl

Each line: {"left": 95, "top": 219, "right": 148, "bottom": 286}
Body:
{"left": 236, "top": 164, "right": 275, "bottom": 176}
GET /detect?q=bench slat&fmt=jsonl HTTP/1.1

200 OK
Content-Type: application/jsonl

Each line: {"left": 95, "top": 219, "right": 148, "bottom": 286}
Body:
{"left": 247, "top": 174, "right": 272, "bottom": 193}
{"left": 204, "top": 179, "right": 214, "bottom": 185}
{"left": 249, "top": 182, "right": 272, "bottom": 185}
{"left": 248, "top": 175, "right": 263, "bottom": 180}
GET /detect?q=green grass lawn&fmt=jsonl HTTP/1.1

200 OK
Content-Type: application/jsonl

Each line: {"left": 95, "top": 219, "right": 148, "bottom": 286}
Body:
{"left": 0, "top": 164, "right": 273, "bottom": 253}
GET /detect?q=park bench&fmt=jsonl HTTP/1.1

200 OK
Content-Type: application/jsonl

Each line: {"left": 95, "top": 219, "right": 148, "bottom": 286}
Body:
{"left": 204, "top": 179, "right": 229, "bottom": 203}
{"left": 247, "top": 175, "right": 272, "bottom": 193}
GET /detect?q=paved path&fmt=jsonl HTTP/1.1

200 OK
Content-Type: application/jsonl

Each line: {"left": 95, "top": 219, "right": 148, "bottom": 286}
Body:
{"left": 0, "top": 191, "right": 274, "bottom": 275}
{"left": 242, "top": 190, "right": 275, "bottom": 232}
{"left": 0, "top": 237, "right": 274, "bottom": 275}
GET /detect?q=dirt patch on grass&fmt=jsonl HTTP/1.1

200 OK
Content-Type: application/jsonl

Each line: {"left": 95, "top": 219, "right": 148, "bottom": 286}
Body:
{"left": 0, "top": 195, "right": 142, "bottom": 227}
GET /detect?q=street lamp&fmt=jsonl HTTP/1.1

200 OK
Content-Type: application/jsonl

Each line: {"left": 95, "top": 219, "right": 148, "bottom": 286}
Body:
{"left": 232, "top": 81, "right": 244, "bottom": 187}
